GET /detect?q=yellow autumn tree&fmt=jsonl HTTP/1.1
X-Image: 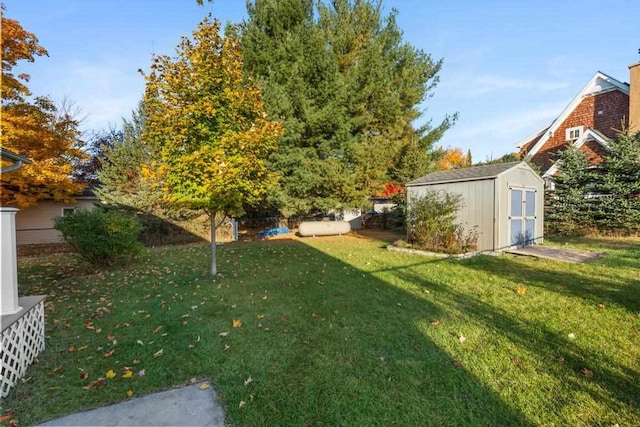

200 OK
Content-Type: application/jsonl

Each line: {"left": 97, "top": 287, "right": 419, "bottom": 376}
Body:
{"left": 1, "top": 8, "right": 85, "bottom": 208}
{"left": 143, "top": 17, "right": 283, "bottom": 275}
{"left": 438, "top": 147, "right": 471, "bottom": 170}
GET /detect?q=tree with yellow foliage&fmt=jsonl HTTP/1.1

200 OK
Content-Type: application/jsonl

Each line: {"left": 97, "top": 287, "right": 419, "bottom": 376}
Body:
{"left": 143, "top": 17, "right": 283, "bottom": 275}
{"left": 1, "top": 7, "right": 85, "bottom": 208}
{"left": 438, "top": 147, "right": 471, "bottom": 171}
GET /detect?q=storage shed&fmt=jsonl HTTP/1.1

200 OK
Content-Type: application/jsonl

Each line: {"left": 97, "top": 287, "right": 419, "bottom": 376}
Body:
{"left": 406, "top": 161, "right": 544, "bottom": 252}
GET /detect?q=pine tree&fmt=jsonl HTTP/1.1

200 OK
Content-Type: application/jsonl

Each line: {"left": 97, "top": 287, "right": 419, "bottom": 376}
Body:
{"left": 592, "top": 131, "right": 640, "bottom": 233}
{"left": 241, "top": 0, "right": 455, "bottom": 214}
{"left": 545, "top": 146, "right": 593, "bottom": 235}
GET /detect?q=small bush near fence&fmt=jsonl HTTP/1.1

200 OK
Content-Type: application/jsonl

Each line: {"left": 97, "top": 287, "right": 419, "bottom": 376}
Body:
{"left": 54, "top": 208, "right": 143, "bottom": 266}
{"left": 406, "top": 190, "right": 478, "bottom": 254}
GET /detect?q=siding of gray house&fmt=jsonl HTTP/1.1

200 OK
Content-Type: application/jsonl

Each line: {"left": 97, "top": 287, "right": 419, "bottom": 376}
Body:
{"left": 15, "top": 198, "right": 97, "bottom": 245}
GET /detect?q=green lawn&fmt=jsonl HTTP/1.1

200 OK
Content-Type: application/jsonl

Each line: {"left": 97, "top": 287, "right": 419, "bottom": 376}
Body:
{"left": 4, "top": 234, "right": 639, "bottom": 426}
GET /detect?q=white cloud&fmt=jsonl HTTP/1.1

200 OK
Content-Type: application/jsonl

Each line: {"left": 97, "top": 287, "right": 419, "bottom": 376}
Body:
{"left": 442, "top": 74, "right": 570, "bottom": 97}
{"left": 439, "top": 102, "right": 565, "bottom": 161}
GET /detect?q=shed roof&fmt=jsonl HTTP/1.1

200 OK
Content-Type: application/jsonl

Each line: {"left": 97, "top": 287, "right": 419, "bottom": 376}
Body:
{"left": 407, "top": 161, "right": 525, "bottom": 186}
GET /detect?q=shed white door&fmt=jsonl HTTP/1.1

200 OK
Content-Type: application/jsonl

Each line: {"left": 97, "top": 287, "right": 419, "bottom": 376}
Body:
{"left": 509, "top": 188, "right": 536, "bottom": 247}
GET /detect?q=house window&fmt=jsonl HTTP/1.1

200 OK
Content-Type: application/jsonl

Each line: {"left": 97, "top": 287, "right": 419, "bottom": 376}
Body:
{"left": 565, "top": 126, "right": 582, "bottom": 141}
{"left": 61, "top": 207, "right": 76, "bottom": 217}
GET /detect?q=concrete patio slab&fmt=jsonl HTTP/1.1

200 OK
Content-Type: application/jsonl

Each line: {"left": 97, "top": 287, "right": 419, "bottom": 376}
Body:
{"left": 37, "top": 382, "right": 225, "bottom": 426}
{"left": 506, "top": 245, "right": 605, "bottom": 263}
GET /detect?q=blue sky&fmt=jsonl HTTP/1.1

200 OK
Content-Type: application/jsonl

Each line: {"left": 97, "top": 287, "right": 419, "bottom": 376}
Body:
{"left": 7, "top": 0, "right": 640, "bottom": 162}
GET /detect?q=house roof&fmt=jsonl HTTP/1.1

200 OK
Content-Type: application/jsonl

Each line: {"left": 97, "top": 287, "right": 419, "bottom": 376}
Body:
{"left": 523, "top": 71, "right": 629, "bottom": 161}
{"left": 542, "top": 128, "right": 610, "bottom": 177}
{"left": 1, "top": 147, "right": 31, "bottom": 164}
{"left": 407, "top": 161, "right": 525, "bottom": 186}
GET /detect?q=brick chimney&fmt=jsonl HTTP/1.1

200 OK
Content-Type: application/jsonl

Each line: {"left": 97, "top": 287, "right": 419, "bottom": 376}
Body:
{"left": 630, "top": 62, "right": 640, "bottom": 131}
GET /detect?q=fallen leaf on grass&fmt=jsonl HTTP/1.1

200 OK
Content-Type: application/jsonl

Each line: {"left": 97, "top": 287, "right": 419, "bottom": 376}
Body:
{"left": 413, "top": 344, "right": 421, "bottom": 352}
{"left": 232, "top": 319, "right": 242, "bottom": 328}
{"left": 332, "top": 309, "right": 339, "bottom": 315}
{"left": 68, "top": 344, "right": 76, "bottom": 353}
{"left": 279, "top": 315, "right": 288, "bottom": 322}
{"left": 219, "top": 332, "right": 228, "bottom": 337}
{"left": 597, "top": 303, "right": 605, "bottom": 309}
{"left": 138, "top": 369, "right": 145, "bottom": 377}
{"left": 84, "top": 378, "right": 106, "bottom": 390}
{"left": 453, "top": 360, "right": 463, "bottom": 368}
{"left": 282, "top": 327, "right": 289, "bottom": 334}
{"left": 199, "top": 383, "right": 210, "bottom": 390}
{"left": 238, "top": 400, "right": 246, "bottom": 409}
{"left": 126, "top": 390, "right": 134, "bottom": 397}
{"left": 0, "top": 412, "right": 16, "bottom": 424}
{"left": 459, "top": 334, "right": 467, "bottom": 344}
{"left": 517, "top": 285, "right": 526, "bottom": 295}
{"left": 136, "top": 340, "right": 144, "bottom": 346}
{"left": 153, "top": 349, "right": 164, "bottom": 358}
{"left": 80, "top": 371, "right": 89, "bottom": 380}
{"left": 568, "top": 333, "right": 576, "bottom": 340}
{"left": 106, "top": 370, "right": 116, "bottom": 379}
{"left": 311, "top": 312, "right": 319, "bottom": 318}
{"left": 122, "top": 370, "right": 133, "bottom": 379}
{"left": 514, "top": 357, "right": 522, "bottom": 365}
{"left": 104, "top": 350, "right": 115, "bottom": 358}
{"left": 556, "top": 355, "right": 565, "bottom": 363}
{"left": 107, "top": 334, "right": 116, "bottom": 341}
{"left": 53, "top": 366, "right": 64, "bottom": 373}
{"left": 224, "top": 344, "right": 230, "bottom": 351}
{"left": 244, "top": 376, "right": 253, "bottom": 386}
{"left": 580, "top": 368, "right": 594, "bottom": 378}
{"left": 152, "top": 325, "right": 163, "bottom": 334}
{"left": 84, "top": 320, "right": 95, "bottom": 330}
{"left": 430, "top": 320, "right": 440, "bottom": 326}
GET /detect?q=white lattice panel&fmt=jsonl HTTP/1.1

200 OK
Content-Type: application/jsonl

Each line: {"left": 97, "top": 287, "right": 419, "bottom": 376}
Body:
{"left": 1, "top": 300, "right": 45, "bottom": 398}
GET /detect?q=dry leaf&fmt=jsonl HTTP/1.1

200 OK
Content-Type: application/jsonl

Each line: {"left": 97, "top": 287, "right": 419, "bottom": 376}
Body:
{"left": 282, "top": 327, "right": 289, "bottom": 334}
{"left": 332, "top": 309, "right": 339, "bottom": 315}
{"left": 83, "top": 378, "right": 106, "bottom": 390}
{"left": 138, "top": 369, "right": 146, "bottom": 377}
{"left": 84, "top": 320, "right": 95, "bottom": 330}
{"left": 597, "top": 303, "right": 605, "bottom": 309}
{"left": 107, "top": 334, "right": 116, "bottom": 341}
{"left": 122, "top": 370, "right": 133, "bottom": 379}
{"left": 580, "top": 368, "right": 594, "bottom": 378}
{"left": 514, "top": 357, "right": 522, "bottom": 365}
{"left": 219, "top": 332, "right": 229, "bottom": 337}
{"left": 244, "top": 376, "right": 253, "bottom": 386}
{"left": 311, "top": 312, "right": 319, "bottom": 318}
{"left": 556, "top": 355, "right": 565, "bottom": 363}
{"left": 53, "top": 366, "right": 64, "bottom": 373}
{"left": 152, "top": 325, "right": 163, "bottom": 334}
{"left": 104, "top": 350, "right": 115, "bottom": 358}
{"left": 126, "top": 389, "right": 134, "bottom": 397}
{"left": 431, "top": 320, "right": 440, "bottom": 326}
{"left": 568, "top": 333, "right": 576, "bottom": 340}
{"left": 153, "top": 348, "right": 164, "bottom": 358}
{"left": 459, "top": 334, "right": 467, "bottom": 344}
{"left": 279, "top": 315, "right": 288, "bottom": 322}
{"left": 224, "top": 344, "right": 230, "bottom": 351}
{"left": 413, "top": 344, "right": 421, "bottom": 352}
{"left": 133, "top": 359, "right": 141, "bottom": 364}
{"left": 80, "top": 371, "right": 89, "bottom": 380}
{"left": 238, "top": 400, "right": 246, "bottom": 409}
{"left": 453, "top": 360, "right": 463, "bottom": 368}
{"left": 232, "top": 319, "right": 242, "bottom": 328}
{"left": 517, "top": 285, "right": 526, "bottom": 295}
{"left": 68, "top": 344, "right": 76, "bottom": 353}
{"left": 106, "top": 370, "right": 116, "bottom": 379}
{"left": 0, "top": 412, "right": 15, "bottom": 424}
{"left": 199, "top": 383, "right": 210, "bottom": 390}
{"left": 136, "top": 340, "right": 144, "bottom": 346}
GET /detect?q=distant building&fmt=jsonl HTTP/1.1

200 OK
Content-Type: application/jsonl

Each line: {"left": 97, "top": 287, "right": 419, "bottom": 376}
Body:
{"left": 517, "top": 63, "right": 639, "bottom": 183}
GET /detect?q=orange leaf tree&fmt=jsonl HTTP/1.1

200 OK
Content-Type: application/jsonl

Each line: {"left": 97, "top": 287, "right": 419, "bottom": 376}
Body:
{"left": 143, "top": 17, "right": 283, "bottom": 275}
{"left": 1, "top": 8, "right": 85, "bottom": 208}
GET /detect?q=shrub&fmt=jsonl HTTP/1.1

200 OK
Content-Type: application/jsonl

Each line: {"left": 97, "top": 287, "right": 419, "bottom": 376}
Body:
{"left": 406, "top": 190, "right": 478, "bottom": 254}
{"left": 54, "top": 208, "right": 143, "bottom": 266}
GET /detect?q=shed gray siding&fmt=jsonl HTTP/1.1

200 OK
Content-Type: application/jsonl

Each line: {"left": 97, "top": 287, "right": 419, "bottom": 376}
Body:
{"left": 407, "top": 179, "right": 495, "bottom": 251}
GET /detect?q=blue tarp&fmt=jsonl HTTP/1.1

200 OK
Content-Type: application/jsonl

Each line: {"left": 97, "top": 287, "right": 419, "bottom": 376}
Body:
{"left": 256, "top": 227, "right": 292, "bottom": 238}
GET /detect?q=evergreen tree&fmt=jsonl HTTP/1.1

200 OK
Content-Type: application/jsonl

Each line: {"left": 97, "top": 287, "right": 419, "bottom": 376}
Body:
{"left": 544, "top": 146, "right": 593, "bottom": 235}
{"left": 241, "top": 0, "right": 454, "bottom": 215}
{"left": 592, "top": 131, "right": 640, "bottom": 233}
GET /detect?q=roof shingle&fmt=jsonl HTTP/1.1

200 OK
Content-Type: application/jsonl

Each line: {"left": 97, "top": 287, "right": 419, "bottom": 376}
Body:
{"left": 407, "top": 161, "right": 524, "bottom": 186}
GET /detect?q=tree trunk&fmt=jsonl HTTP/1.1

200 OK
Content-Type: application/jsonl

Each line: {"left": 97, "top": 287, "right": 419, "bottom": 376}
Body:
{"left": 210, "top": 212, "right": 217, "bottom": 276}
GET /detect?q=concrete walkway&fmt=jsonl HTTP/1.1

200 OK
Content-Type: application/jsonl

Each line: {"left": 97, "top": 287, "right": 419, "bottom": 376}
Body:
{"left": 38, "top": 382, "right": 225, "bottom": 426}
{"left": 506, "top": 245, "right": 605, "bottom": 263}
